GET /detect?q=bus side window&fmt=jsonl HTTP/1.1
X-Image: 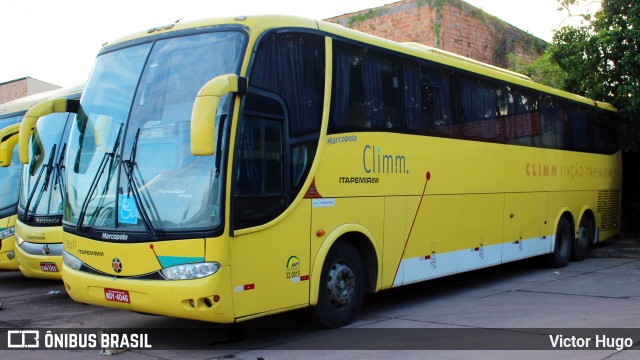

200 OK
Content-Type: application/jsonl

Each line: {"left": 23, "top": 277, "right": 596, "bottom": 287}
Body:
{"left": 593, "top": 111, "right": 619, "bottom": 154}
{"left": 403, "top": 61, "right": 453, "bottom": 135}
{"left": 506, "top": 91, "right": 540, "bottom": 147}
{"left": 331, "top": 43, "right": 401, "bottom": 132}
{"left": 539, "top": 96, "right": 561, "bottom": 149}
{"left": 566, "top": 104, "right": 594, "bottom": 152}
{"left": 248, "top": 30, "right": 324, "bottom": 209}
{"left": 459, "top": 77, "right": 504, "bottom": 141}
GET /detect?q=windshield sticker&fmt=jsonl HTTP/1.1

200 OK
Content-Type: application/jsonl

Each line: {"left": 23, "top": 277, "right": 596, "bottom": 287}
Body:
{"left": 118, "top": 194, "right": 139, "bottom": 225}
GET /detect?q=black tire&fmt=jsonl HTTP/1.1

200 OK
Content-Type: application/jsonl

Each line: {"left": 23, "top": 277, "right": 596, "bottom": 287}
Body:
{"left": 572, "top": 214, "right": 594, "bottom": 261}
{"left": 312, "top": 241, "right": 365, "bottom": 328}
{"left": 547, "top": 216, "right": 572, "bottom": 268}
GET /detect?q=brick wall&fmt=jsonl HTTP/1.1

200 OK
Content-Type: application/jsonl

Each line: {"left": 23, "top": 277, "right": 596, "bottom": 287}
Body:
{"left": 0, "top": 77, "right": 61, "bottom": 105}
{"left": 325, "top": 0, "right": 546, "bottom": 69}
{"left": 0, "top": 79, "right": 28, "bottom": 105}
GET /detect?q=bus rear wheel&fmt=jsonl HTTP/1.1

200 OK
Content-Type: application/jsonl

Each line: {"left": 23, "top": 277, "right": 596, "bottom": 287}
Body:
{"left": 547, "top": 216, "right": 572, "bottom": 268}
{"left": 572, "top": 214, "right": 594, "bottom": 261}
{"left": 313, "top": 241, "right": 365, "bottom": 328}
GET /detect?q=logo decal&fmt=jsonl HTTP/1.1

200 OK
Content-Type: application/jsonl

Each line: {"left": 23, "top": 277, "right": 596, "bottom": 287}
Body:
{"left": 148, "top": 243, "right": 204, "bottom": 269}
{"left": 42, "top": 244, "right": 50, "bottom": 256}
{"left": 285, "top": 255, "right": 308, "bottom": 282}
{"left": 112, "top": 258, "right": 123, "bottom": 273}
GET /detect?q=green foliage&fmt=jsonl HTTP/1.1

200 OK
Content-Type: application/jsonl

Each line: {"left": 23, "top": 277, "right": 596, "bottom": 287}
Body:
{"left": 549, "top": 0, "right": 640, "bottom": 149}
{"left": 431, "top": 0, "right": 444, "bottom": 48}
{"left": 416, "top": 0, "right": 445, "bottom": 48}
{"left": 507, "top": 50, "right": 568, "bottom": 89}
{"left": 347, "top": 8, "right": 383, "bottom": 28}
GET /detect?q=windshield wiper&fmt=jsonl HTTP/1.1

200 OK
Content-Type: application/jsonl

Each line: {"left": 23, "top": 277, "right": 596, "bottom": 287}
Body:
{"left": 77, "top": 124, "right": 123, "bottom": 230}
{"left": 21, "top": 144, "right": 56, "bottom": 222}
{"left": 122, "top": 128, "right": 159, "bottom": 237}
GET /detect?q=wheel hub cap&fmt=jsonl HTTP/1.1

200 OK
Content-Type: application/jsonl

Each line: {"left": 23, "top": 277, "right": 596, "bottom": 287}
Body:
{"left": 327, "top": 261, "right": 355, "bottom": 307}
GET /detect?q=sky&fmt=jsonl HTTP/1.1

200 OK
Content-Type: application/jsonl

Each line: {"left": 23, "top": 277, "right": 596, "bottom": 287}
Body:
{"left": 1, "top": 0, "right": 596, "bottom": 88}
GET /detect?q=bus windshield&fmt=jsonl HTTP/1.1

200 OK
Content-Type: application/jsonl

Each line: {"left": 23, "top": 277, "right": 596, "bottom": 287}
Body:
{"left": 19, "top": 112, "right": 71, "bottom": 220}
{"left": 0, "top": 115, "right": 24, "bottom": 214}
{"left": 65, "top": 30, "right": 246, "bottom": 235}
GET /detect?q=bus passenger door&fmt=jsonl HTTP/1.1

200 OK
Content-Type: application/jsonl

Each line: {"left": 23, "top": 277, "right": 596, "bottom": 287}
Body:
{"left": 230, "top": 89, "right": 312, "bottom": 320}
{"left": 229, "top": 30, "right": 325, "bottom": 320}
{"left": 230, "top": 206, "right": 312, "bottom": 319}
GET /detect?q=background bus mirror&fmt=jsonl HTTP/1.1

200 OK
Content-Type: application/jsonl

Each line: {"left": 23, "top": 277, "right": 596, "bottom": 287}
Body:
{"left": 18, "top": 97, "right": 70, "bottom": 164}
{"left": 0, "top": 124, "right": 20, "bottom": 167}
{"left": 191, "top": 74, "right": 246, "bottom": 156}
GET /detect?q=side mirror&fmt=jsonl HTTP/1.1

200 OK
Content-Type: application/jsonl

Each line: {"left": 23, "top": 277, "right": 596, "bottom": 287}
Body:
{"left": 19, "top": 98, "right": 79, "bottom": 164}
{"left": 0, "top": 123, "right": 20, "bottom": 167}
{"left": 191, "top": 74, "right": 246, "bottom": 156}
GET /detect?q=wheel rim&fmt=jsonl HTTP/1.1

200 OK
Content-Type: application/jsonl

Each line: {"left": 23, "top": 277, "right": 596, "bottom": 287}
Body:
{"left": 326, "top": 261, "right": 356, "bottom": 308}
{"left": 577, "top": 226, "right": 589, "bottom": 249}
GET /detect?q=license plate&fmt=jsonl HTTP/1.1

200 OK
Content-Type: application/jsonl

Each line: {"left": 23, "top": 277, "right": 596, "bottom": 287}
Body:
{"left": 40, "top": 262, "right": 59, "bottom": 272}
{"left": 104, "top": 288, "right": 130, "bottom": 304}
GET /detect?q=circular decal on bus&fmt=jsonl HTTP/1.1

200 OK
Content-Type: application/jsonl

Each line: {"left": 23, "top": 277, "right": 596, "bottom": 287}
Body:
{"left": 112, "top": 258, "right": 123, "bottom": 273}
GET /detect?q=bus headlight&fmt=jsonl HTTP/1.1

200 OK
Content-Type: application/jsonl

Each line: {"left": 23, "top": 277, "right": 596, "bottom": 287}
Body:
{"left": 63, "top": 251, "right": 83, "bottom": 270}
{"left": 0, "top": 226, "right": 15, "bottom": 240}
{"left": 160, "top": 262, "right": 221, "bottom": 280}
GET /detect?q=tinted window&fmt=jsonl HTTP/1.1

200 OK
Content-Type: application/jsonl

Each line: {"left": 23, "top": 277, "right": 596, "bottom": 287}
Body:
{"left": 459, "top": 76, "right": 506, "bottom": 141}
{"left": 250, "top": 32, "right": 325, "bottom": 137}
{"left": 506, "top": 90, "right": 540, "bottom": 147}
{"left": 326, "top": 39, "right": 619, "bottom": 154}
{"left": 403, "top": 61, "right": 454, "bottom": 136}
{"left": 235, "top": 31, "right": 325, "bottom": 229}
{"left": 331, "top": 43, "right": 402, "bottom": 132}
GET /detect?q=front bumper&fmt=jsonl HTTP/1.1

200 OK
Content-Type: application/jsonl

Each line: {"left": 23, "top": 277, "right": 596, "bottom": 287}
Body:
{"left": 62, "top": 264, "right": 235, "bottom": 323}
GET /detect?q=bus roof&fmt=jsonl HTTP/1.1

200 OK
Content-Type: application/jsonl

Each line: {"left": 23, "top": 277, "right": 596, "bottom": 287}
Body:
{"left": 45, "top": 82, "right": 85, "bottom": 100}
{"left": 100, "top": 14, "right": 616, "bottom": 112}
{"left": 0, "top": 89, "right": 60, "bottom": 117}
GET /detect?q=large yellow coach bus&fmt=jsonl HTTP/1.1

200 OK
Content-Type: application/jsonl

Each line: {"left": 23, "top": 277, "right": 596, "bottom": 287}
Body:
{"left": 27, "top": 15, "right": 620, "bottom": 327}
{"left": 11, "top": 84, "right": 83, "bottom": 279}
{"left": 0, "top": 90, "right": 57, "bottom": 270}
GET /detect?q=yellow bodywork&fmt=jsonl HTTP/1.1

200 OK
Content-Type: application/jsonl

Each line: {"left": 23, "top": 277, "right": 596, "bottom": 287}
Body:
{"left": 0, "top": 124, "right": 19, "bottom": 167}
{"left": 18, "top": 97, "right": 70, "bottom": 164}
{"left": 63, "top": 233, "right": 235, "bottom": 323}
{"left": 60, "top": 15, "right": 621, "bottom": 323}
{"left": 0, "top": 90, "right": 60, "bottom": 271}
{"left": 12, "top": 83, "right": 84, "bottom": 279}
{"left": 0, "top": 124, "right": 20, "bottom": 269}
{"left": 0, "top": 214, "right": 18, "bottom": 270}
{"left": 14, "top": 222, "right": 64, "bottom": 279}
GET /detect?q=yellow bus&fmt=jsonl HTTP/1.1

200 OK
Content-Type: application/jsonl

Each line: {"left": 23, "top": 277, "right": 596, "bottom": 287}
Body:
{"left": 0, "top": 90, "right": 58, "bottom": 270}
{"left": 28, "top": 15, "right": 619, "bottom": 327}
{"left": 12, "top": 84, "right": 83, "bottom": 279}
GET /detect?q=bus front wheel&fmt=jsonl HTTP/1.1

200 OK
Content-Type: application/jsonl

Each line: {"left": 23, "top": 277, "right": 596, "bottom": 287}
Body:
{"left": 313, "top": 241, "right": 365, "bottom": 328}
{"left": 548, "top": 217, "right": 572, "bottom": 268}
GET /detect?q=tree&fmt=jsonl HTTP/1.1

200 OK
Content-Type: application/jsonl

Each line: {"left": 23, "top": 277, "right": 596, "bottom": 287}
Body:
{"left": 551, "top": 0, "right": 640, "bottom": 235}
{"left": 507, "top": 50, "right": 568, "bottom": 89}
{"left": 550, "top": 0, "right": 640, "bottom": 149}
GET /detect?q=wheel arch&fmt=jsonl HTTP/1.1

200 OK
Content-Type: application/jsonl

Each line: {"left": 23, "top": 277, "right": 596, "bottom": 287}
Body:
{"left": 547, "top": 208, "right": 575, "bottom": 268}
{"left": 309, "top": 224, "right": 380, "bottom": 306}
{"left": 552, "top": 208, "right": 575, "bottom": 240}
